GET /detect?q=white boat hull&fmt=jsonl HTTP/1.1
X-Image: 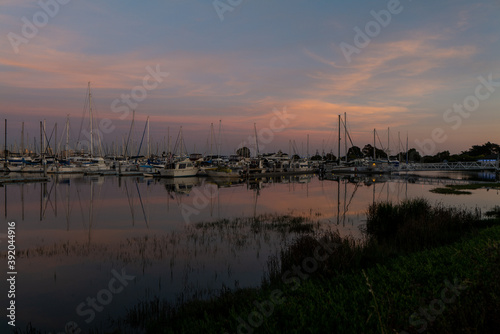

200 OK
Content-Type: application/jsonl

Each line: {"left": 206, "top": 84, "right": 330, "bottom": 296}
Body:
{"left": 160, "top": 168, "right": 198, "bottom": 178}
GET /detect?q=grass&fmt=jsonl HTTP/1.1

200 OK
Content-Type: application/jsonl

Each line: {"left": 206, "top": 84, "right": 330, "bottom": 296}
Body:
{"left": 485, "top": 206, "right": 500, "bottom": 218}
{"left": 194, "top": 214, "right": 316, "bottom": 234}
{"left": 114, "top": 199, "right": 500, "bottom": 334}
{"left": 16, "top": 200, "right": 498, "bottom": 333}
{"left": 120, "top": 223, "right": 500, "bottom": 334}
{"left": 430, "top": 187, "right": 472, "bottom": 194}
{"left": 430, "top": 181, "right": 500, "bottom": 194}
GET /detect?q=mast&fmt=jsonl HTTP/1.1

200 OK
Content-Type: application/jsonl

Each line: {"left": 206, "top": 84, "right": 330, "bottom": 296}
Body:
{"left": 406, "top": 132, "right": 409, "bottom": 164}
{"left": 88, "top": 82, "right": 93, "bottom": 158}
{"left": 179, "top": 125, "right": 184, "bottom": 159}
{"left": 4, "top": 119, "right": 6, "bottom": 165}
{"left": 344, "top": 112, "right": 347, "bottom": 163}
{"left": 307, "top": 134, "right": 309, "bottom": 159}
{"left": 55, "top": 123, "right": 57, "bottom": 158}
{"left": 210, "top": 123, "right": 214, "bottom": 158}
{"left": 147, "top": 116, "right": 150, "bottom": 158}
{"left": 398, "top": 131, "right": 401, "bottom": 163}
{"left": 21, "top": 121, "right": 24, "bottom": 156}
{"left": 387, "top": 127, "right": 390, "bottom": 162}
{"left": 66, "top": 115, "right": 69, "bottom": 159}
{"left": 373, "top": 129, "right": 376, "bottom": 160}
{"left": 338, "top": 115, "right": 341, "bottom": 164}
{"left": 254, "top": 123, "right": 259, "bottom": 157}
{"left": 217, "top": 120, "right": 221, "bottom": 160}
{"left": 40, "top": 121, "right": 43, "bottom": 158}
{"left": 167, "top": 126, "right": 170, "bottom": 156}
{"left": 124, "top": 110, "right": 135, "bottom": 160}
{"left": 43, "top": 119, "right": 46, "bottom": 156}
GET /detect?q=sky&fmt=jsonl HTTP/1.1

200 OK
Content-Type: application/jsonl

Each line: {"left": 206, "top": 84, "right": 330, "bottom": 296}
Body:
{"left": 1, "top": 0, "right": 499, "bottom": 157}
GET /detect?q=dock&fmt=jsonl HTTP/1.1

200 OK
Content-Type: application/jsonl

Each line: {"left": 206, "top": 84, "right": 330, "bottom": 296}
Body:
{"left": 0, "top": 176, "right": 50, "bottom": 184}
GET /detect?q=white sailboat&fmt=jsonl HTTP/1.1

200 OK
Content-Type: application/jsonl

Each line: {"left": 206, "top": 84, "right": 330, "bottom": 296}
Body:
{"left": 159, "top": 127, "right": 198, "bottom": 177}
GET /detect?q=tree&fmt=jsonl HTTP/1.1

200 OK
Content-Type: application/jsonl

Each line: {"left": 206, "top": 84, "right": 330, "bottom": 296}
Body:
{"left": 324, "top": 153, "right": 337, "bottom": 161}
{"left": 461, "top": 142, "right": 499, "bottom": 157}
{"left": 362, "top": 144, "right": 387, "bottom": 159}
{"left": 407, "top": 148, "right": 421, "bottom": 162}
{"left": 236, "top": 147, "right": 250, "bottom": 158}
{"left": 347, "top": 146, "right": 362, "bottom": 159}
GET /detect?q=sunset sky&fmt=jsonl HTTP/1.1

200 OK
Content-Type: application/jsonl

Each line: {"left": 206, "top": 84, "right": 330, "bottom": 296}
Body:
{"left": 1, "top": 0, "right": 499, "bottom": 157}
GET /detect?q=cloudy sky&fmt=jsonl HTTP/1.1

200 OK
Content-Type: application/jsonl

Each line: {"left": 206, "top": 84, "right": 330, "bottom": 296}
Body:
{"left": 1, "top": 0, "right": 499, "bottom": 156}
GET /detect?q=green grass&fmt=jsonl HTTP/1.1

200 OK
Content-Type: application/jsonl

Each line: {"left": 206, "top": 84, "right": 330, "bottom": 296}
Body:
{"left": 121, "top": 224, "right": 500, "bottom": 334}
{"left": 430, "top": 182, "right": 500, "bottom": 194}
{"left": 117, "top": 199, "right": 500, "bottom": 334}
{"left": 194, "top": 214, "right": 316, "bottom": 234}
{"left": 19, "top": 201, "right": 498, "bottom": 333}
{"left": 430, "top": 187, "right": 472, "bottom": 195}
{"left": 485, "top": 206, "right": 500, "bottom": 218}
{"left": 445, "top": 182, "right": 500, "bottom": 190}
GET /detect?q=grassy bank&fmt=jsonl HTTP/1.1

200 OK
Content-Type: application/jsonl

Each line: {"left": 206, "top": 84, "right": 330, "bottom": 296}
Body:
{"left": 121, "top": 199, "right": 500, "bottom": 334}
{"left": 430, "top": 181, "right": 500, "bottom": 194}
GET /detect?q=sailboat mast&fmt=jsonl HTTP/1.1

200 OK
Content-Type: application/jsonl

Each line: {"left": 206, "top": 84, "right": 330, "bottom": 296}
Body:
{"left": 254, "top": 123, "right": 259, "bottom": 157}
{"left": 210, "top": 123, "right": 214, "bottom": 158}
{"left": 406, "top": 132, "right": 409, "bottom": 164}
{"left": 180, "top": 126, "right": 184, "bottom": 158}
{"left": 387, "top": 127, "right": 390, "bottom": 162}
{"left": 373, "top": 129, "right": 376, "bottom": 160}
{"left": 338, "top": 115, "right": 341, "bottom": 164}
{"left": 88, "top": 82, "right": 93, "bottom": 158}
{"left": 344, "top": 112, "right": 347, "bottom": 163}
{"left": 217, "top": 120, "right": 222, "bottom": 160}
{"left": 4, "top": 119, "right": 7, "bottom": 165}
{"left": 66, "top": 115, "right": 69, "bottom": 159}
{"left": 398, "top": 131, "right": 401, "bottom": 163}
{"left": 43, "top": 119, "right": 46, "bottom": 156}
{"left": 167, "top": 126, "right": 170, "bottom": 156}
{"left": 21, "top": 121, "right": 24, "bottom": 156}
{"left": 307, "top": 134, "right": 309, "bottom": 159}
{"left": 147, "top": 116, "right": 150, "bottom": 158}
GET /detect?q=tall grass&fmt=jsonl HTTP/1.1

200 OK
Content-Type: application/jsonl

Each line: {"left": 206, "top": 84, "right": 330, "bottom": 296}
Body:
{"left": 365, "top": 198, "right": 482, "bottom": 252}
{"left": 265, "top": 198, "right": 490, "bottom": 285}
{"left": 39, "top": 200, "right": 498, "bottom": 333}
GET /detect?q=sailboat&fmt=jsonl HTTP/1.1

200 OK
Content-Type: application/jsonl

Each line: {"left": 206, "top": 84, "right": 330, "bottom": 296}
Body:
{"left": 159, "top": 127, "right": 198, "bottom": 177}
{"left": 80, "top": 82, "right": 110, "bottom": 173}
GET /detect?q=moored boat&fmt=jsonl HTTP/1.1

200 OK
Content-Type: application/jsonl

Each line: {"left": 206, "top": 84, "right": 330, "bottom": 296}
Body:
{"left": 159, "top": 159, "right": 199, "bottom": 178}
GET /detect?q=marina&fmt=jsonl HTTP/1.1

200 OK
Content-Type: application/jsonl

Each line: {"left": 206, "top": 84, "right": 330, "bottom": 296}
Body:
{"left": 2, "top": 1, "right": 500, "bottom": 331}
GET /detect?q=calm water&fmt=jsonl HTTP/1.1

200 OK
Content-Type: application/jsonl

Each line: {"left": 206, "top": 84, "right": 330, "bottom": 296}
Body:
{"left": 1, "top": 171, "right": 499, "bottom": 332}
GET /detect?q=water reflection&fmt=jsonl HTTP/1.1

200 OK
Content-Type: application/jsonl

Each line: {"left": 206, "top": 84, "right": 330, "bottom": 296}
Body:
{"left": 0, "top": 171, "right": 498, "bottom": 332}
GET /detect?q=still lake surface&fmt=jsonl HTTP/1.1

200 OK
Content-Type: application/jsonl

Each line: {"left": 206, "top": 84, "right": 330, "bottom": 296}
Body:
{"left": 1, "top": 171, "right": 499, "bottom": 332}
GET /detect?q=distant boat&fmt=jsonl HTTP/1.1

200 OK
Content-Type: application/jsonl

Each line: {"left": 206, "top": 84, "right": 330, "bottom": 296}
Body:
{"left": 159, "top": 159, "right": 198, "bottom": 178}
{"left": 289, "top": 160, "right": 313, "bottom": 172}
